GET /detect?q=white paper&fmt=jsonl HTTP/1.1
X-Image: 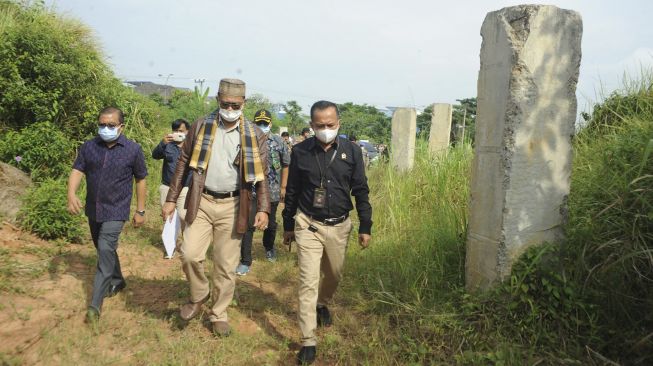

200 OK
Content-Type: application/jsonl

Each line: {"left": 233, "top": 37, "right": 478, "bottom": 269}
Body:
{"left": 162, "top": 210, "right": 181, "bottom": 257}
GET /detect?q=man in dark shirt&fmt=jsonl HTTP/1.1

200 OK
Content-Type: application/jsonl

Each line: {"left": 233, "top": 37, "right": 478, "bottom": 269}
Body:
{"left": 282, "top": 100, "right": 372, "bottom": 365}
{"left": 66, "top": 106, "right": 148, "bottom": 327}
{"left": 152, "top": 119, "right": 191, "bottom": 258}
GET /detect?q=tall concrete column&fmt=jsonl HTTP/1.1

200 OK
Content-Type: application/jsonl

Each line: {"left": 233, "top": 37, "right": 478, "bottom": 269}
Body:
{"left": 428, "top": 103, "right": 453, "bottom": 154}
{"left": 391, "top": 108, "right": 416, "bottom": 171}
{"left": 465, "top": 5, "right": 582, "bottom": 290}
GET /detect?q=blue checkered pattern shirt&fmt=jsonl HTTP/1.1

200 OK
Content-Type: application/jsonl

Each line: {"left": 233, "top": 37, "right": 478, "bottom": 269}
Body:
{"left": 73, "top": 134, "right": 148, "bottom": 222}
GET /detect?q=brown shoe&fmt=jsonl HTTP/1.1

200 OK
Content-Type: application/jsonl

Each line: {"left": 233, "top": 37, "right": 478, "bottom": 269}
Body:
{"left": 212, "top": 321, "right": 232, "bottom": 337}
{"left": 179, "top": 294, "right": 209, "bottom": 321}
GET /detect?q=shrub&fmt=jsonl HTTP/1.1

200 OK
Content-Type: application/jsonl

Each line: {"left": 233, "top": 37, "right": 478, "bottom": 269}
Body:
{"left": 17, "top": 178, "right": 84, "bottom": 242}
{"left": 0, "top": 121, "right": 75, "bottom": 181}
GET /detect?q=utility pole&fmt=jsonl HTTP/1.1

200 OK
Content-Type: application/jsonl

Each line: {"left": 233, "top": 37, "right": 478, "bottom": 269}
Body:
{"left": 158, "top": 73, "right": 173, "bottom": 102}
{"left": 194, "top": 78, "right": 206, "bottom": 92}
{"left": 461, "top": 108, "right": 467, "bottom": 145}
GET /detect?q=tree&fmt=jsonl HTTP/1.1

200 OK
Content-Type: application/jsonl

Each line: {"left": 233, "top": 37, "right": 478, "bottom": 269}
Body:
{"left": 243, "top": 93, "right": 285, "bottom": 133}
{"left": 283, "top": 100, "right": 306, "bottom": 135}
{"left": 452, "top": 98, "right": 477, "bottom": 145}
{"left": 416, "top": 105, "right": 433, "bottom": 140}
{"left": 337, "top": 102, "right": 392, "bottom": 143}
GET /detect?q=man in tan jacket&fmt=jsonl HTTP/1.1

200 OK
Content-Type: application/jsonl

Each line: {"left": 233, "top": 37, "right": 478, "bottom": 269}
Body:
{"left": 162, "top": 78, "right": 270, "bottom": 337}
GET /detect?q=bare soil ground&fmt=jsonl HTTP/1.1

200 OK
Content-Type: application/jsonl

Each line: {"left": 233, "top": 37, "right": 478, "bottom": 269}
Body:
{"left": 0, "top": 220, "right": 349, "bottom": 365}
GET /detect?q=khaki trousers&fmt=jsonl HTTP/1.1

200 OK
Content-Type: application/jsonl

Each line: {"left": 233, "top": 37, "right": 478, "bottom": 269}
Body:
{"left": 159, "top": 185, "right": 189, "bottom": 224}
{"left": 295, "top": 211, "right": 352, "bottom": 346}
{"left": 180, "top": 194, "right": 242, "bottom": 322}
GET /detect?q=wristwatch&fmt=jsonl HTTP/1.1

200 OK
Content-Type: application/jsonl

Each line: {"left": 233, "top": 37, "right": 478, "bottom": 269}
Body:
{"left": 136, "top": 210, "right": 145, "bottom": 216}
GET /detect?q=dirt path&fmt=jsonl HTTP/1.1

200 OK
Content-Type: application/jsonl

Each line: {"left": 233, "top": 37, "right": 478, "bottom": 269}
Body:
{"left": 0, "top": 221, "right": 343, "bottom": 365}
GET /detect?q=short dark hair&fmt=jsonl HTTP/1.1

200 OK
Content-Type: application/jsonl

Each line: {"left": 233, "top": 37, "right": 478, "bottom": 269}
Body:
{"left": 171, "top": 119, "right": 190, "bottom": 131}
{"left": 348, "top": 135, "right": 357, "bottom": 142}
{"left": 98, "top": 106, "right": 124, "bottom": 124}
{"left": 301, "top": 127, "right": 311, "bottom": 135}
{"left": 310, "top": 100, "right": 339, "bottom": 120}
{"left": 281, "top": 131, "right": 289, "bottom": 137}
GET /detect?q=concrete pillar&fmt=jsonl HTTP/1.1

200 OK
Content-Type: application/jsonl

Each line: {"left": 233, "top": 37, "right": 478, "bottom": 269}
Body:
{"left": 278, "top": 126, "right": 288, "bottom": 135}
{"left": 428, "top": 103, "right": 453, "bottom": 154}
{"left": 391, "top": 108, "right": 416, "bottom": 171}
{"left": 465, "top": 5, "right": 582, "bottom": 290}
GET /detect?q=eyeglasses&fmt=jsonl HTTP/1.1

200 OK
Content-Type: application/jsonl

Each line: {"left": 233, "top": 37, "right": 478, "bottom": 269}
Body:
{"left": 255, "top": 122, "right": 270, "bottom": 127}
{"left": 98, "top": 123, "right": 121, "bottom": 129}
{"left": 219, "top": 101, "right": 243, "bottom": 110}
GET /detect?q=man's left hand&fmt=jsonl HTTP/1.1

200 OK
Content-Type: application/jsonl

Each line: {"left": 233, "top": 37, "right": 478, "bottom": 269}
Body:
{"left": 253, "top": 211, "right": 269, "bottom": 231}
{"left": 358, "top": 233, "right": 371, "bottom": 249}
{"left": 132, "top": 213, "right": 145, "bottom": 228}
{"left": 280, "top": 188, "right": 286, "bottom": 203}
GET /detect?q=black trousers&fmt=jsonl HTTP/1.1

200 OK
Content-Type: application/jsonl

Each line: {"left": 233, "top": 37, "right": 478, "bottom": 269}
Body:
{"left": 88, "top": 219, "right": 125, "bottom": 312}
{"left": 240, "top": 201, "right": 278, "bottom": 266}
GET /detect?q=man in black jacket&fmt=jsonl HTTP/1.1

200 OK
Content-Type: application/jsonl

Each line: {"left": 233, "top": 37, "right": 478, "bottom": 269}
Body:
{"left": 283, "top": 100, "right": 372, "bottom": 365}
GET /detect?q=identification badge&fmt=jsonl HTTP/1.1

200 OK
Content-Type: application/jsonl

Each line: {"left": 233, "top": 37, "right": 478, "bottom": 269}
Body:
{"left": 313, "top": 187, "right": 327, "bottom": 208}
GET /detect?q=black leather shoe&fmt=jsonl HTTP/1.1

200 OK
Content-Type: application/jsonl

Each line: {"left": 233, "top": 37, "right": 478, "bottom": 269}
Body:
{"left": 316, "top": 305, "right": 332, "bottom": 327}
{"left": 297, "top": 346, "right": 316, "bottom": 365}
{"left": 106, "top": 281, "right": 126, "bottom": 298}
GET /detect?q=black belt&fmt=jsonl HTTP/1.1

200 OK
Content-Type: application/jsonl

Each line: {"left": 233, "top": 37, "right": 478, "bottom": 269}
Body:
{"left": 309, "top": 214, "right": 349, "bottom": 226}
{"left": 203, "top": 188, "right": 239, "bottom": 199}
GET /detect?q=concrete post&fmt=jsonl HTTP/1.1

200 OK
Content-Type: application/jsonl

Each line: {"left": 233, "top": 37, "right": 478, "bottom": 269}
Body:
{"left": 391, "top": 108, "right": 416, "bottom": 171}
{"left": 465, "top": 5, "right": 582, "bottom": 290}
{"left": 428, "top": 103, "right": 453, "bottom": 154}
{"left": 278, "top": 126, "right": 288, "bottom": 135}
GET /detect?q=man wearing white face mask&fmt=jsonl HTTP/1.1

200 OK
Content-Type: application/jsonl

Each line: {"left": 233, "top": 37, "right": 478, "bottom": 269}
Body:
{"left": 152, "top": 118, "right": 191, "bottom": 258}
{"left": 236, "top": 109, "right": 290, "bottom": 275}
{"left": 162, "top": 78, "right": 271, "bottom": 337}
{"left": 282, "top": 100, "right": 372, "bottom": 365}
{"left": 67, "top": 106, "right": 148, "bottom": 327}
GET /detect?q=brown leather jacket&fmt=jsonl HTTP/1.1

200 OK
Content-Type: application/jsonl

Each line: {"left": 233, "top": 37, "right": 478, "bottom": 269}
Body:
{"left": 166, "top": 117, "right": 271, "bottom": 234}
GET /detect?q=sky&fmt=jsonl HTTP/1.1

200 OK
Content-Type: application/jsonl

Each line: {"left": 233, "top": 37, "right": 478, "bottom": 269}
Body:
{"left": 46, "top": 0, "right": 653, "bottom": 114}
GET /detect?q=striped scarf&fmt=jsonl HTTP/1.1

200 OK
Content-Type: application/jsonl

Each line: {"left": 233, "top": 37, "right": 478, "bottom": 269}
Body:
{"left": 189, "top": 110, "right": 265, "bottom": 183}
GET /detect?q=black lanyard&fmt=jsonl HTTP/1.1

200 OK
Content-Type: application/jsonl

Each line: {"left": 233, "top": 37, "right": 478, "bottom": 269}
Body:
{"left": 314, "top": 143, "right": 338, "bottom": 188}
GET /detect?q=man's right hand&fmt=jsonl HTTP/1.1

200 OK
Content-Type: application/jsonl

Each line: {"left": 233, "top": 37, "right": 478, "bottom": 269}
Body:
{"left": 162, "top": 134, "right": 174, "bottom": 144}
{"left": 162, "top": 202, "right": 176, "bottom": 222}
{"left": 283, "top": 231, "right": 295, "bottom": 245}
{"left": 67, "top": 195, "right": 83, "bottom": 215}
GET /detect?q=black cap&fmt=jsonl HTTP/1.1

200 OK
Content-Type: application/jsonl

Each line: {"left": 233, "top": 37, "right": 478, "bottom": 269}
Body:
{"left": 254, "top": 109, "right": 272, "bottom": 124}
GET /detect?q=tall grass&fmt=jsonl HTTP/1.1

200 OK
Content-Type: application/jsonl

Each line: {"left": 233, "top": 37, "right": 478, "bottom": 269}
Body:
{"left": 566, "top": 71, "right": 653, "bottom": 362}
{"left": 346, "top": 141, "right": 471, "bottom": 310}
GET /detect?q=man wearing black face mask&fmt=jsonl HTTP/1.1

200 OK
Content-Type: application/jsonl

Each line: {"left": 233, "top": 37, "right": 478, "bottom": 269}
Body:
{"left": 282, "top": 100, "right": 372, "bottom": 365}
{"left": 236, "top": 109, "right": 290, "bottom": 275}
{"left": 67, "top": 106, "right": 148, "bottom": 328}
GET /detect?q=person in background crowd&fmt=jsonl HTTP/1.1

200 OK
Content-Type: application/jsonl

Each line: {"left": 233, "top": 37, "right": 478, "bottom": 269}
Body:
{"left": 152, "top": 118, "right": 191, "bottom": 258}
{"left": 283, "top": 100, "right": 372, "bottom": 365}
{"left": 236, "top": 109, "right": 290, "bottom": 275}
{"left": 67, "top": 106, "right": 148, "bottom": 327}
{"left": 281, "top": 131, "right": 293, "bottom": 153}
{"left": 300, "top": 127, "right": 312, "bottom": 142}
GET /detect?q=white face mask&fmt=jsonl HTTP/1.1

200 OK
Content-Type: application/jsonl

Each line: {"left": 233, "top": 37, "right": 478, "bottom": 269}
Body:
{"left": 314, "top": 127, "right": 339, "bottom": 144}
{"left": 257, "top": 124, "right": 271, "bottom": 134}
{"left": 219, "top": 108, "right": 242, "bottom": 122}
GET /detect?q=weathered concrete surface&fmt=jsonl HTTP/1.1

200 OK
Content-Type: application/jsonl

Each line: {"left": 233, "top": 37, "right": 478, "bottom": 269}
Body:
{"left": 466, "top": 5, "right": 582, "bottom": 290}
{"left": 428, "top": 103, "right": 453, "bottom": 154}
{"left": 0, "top": 162, "right": 32, "bottom": 222}
{"left": 278, "top": 126, "right": 288, "bottom": 135}
{"left": 391, "top": 108, "right": 416, "bottom": 171}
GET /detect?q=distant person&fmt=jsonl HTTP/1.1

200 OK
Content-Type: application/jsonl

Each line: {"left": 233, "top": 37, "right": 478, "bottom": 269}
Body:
{"left": 161, "top": 78, "right": 270, "bottom": 337}
{"left": 300, "top": 127, "right": 311, "bottom": 142}
{"left": 66, "top": 106, "right": 148, "bottom": 327}
{"left": 283, "top": 100, "right": 372, "bottom": 364}
{"left": 348, "top": 135, "right": 369, "bottom": 168}
{"left": 152, "top": 118, "right": 191, "bottom": 258}
{"left": 281, "top": 131, "right": 293, "bottom": 153}
{"left": 236, "top": 109, "right": 290, "bottom": 275}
